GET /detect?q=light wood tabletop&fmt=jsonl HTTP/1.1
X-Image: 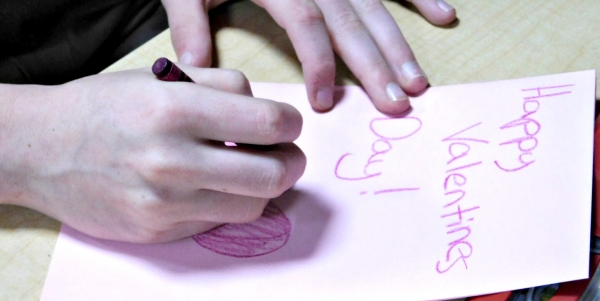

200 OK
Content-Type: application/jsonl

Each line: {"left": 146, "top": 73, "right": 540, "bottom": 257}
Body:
{"left": 1, "top": 1, "right": 599, "bottom": 300}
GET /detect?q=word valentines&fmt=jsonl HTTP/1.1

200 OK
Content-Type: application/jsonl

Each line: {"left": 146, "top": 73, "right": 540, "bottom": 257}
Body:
{"left": 436, "top": 122, "right": 488, "bottom": 273}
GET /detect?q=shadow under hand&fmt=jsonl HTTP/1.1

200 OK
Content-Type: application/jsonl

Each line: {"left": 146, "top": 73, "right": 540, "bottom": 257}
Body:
{"left": 0, "top": 204, "right": 61, "bottom": 232}
{"left": 64, "top": 188, "right": 333, "bottom": 273}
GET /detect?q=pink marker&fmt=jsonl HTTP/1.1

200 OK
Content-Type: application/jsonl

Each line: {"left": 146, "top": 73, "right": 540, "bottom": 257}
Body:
{"left": 152, "top": 57, "right": 194, "bottom": 83}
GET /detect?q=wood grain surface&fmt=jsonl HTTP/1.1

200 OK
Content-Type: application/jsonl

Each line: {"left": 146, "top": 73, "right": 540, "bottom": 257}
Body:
{"left": 2, "top": 1, "right": 599, "bottom": 300}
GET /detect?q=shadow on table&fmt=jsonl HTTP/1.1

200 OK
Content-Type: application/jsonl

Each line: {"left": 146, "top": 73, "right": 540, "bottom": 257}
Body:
{"left": 64, "top": 188, "right": 334, "bottom": 273}
{"left": 0, "top": 205, "right": 61, "bottom": 232}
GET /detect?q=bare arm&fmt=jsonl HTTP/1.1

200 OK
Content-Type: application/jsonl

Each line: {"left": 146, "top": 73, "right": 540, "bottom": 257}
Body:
{"left": 0, "top": 66, "right": 306, "bottom": 243}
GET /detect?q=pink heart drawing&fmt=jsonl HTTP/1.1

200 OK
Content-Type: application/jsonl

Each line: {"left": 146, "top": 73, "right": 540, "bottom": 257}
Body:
{"left": 192, "top": 202, "right": 292, "bottom": 258}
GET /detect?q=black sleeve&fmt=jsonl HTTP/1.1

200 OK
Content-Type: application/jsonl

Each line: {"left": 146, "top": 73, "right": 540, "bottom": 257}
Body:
{"left": 0, "top": 0, "right": 168, "bottom": 84}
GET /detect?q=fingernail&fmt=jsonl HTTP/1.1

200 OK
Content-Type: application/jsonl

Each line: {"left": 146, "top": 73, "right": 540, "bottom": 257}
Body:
{"left": 316, "top": 87, "right": 334, "bottom": 109}
{"left": 180, "top": 52, "right": 193, "bottom": 65}
{"left": 437, "top": 0, "right": 454, "bottom": 12}
{"left": 401, "top": 61, "right": 427, "bottom": 81}
{"left": 385, "top": 82, "right": 408, "bottom": 102}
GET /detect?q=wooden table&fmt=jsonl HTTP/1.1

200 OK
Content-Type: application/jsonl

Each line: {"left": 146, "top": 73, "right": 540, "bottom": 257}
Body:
{"left": 1, "top": 1, "right": 599, "bottom": 300}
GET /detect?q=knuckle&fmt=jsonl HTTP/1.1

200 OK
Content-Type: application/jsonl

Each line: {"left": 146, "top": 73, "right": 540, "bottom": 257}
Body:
{"left": 223, "top": 69, "right": 251, "bottom": 93}
{"left": 126, "top": 192, "right": 180, "bottom": 243}
{"left": 235, "top": 200, "right": 268, "bottom": 223}
{"left": 255, "top": 103, "right": 286, "bottom": 143}
{"left": 304, "top": 60, "right": 336, "bottom": 87}
{"left": 291, "top": 3, "right": 325, "bottom": 27}
{"left": 137, "top": 153, "right": 173, "bottom": 184}
{"left": 352, "top": 0, "right": 384, "bottom": 13}
{"left": 356, "top": 59, "right": 392, "bottom": 84}
{"left": 145, "top": 98, "right": 183, "bottom": 131}
{"left": 132, "top": 196, "right": 166, "bottom": 223}
{"left": 332, "top": 9, "right": 363, "bottom": 32}
{"left": 261, "top": 158, "right": 290, "bottom": 198}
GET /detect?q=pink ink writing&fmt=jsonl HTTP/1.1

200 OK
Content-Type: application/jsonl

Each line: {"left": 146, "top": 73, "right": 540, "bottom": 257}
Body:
{"left": 334, "top": 117, "right": 422, "bottom": 195}
{"left": 494, "top": 85, "right": 574, "bottom": 172}
{"left": 436, "top": 122, "right": 488, "bottom": 273}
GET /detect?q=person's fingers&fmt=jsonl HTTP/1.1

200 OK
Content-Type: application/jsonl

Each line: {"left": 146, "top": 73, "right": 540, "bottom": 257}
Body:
{"left": 159, "top": 221, "right": 220, "bottom": 242}
{"left": 178, "top": 65, "right": 253, "bottom": 96}
{"left": 408, "top": 0, "right": 457, "bottom": 26}
{"left": 155, "top": 82, "right": 302, "bottom": 144}
{"left": 349, "top": 0, "right": 428, "bottom": 94}
{"left": 176, "top": 191, "right": 270, "bottom": 223}
{"left": 138, "top": 142, "right": 306, "bottom": 198}
{"left": 129, "top": 220, "right": 222, "bottom": 243}
{"left": 314, "top": 0, "right": 410, "bottom": 114}
{"left": 253, "top": 0, "right": 336, "bottom": 112}
{"left": 133, "top": 194, "right": 267, "bottom": 242}
{"left": 161, "top": 0, "right": 213, "bottom": 67}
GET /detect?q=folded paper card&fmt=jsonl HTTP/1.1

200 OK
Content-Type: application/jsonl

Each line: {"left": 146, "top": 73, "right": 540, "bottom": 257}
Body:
{"left": 41, "top": 70, "right": 596, "bottom": 301}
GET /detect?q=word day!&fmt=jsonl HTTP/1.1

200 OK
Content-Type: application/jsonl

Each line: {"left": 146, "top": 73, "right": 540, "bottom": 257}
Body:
{"left": 334, "top": 116, "right": 422, "bottom": 195}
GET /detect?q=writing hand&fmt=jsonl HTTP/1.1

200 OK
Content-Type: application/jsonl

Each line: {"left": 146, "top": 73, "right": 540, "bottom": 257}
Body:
{"left": 0, "top": 66, "right": 306, "bottom": 243}
{"left": 162, "top": 0, "right": 456, "bottom": 114}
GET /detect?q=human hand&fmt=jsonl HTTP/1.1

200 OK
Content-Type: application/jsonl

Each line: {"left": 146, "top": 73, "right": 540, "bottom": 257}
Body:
{"left": 0, "top": 66, "right": 305, "bottom": 243}
{"left": 162, "top": 0, "right": 456, "bottom": 114}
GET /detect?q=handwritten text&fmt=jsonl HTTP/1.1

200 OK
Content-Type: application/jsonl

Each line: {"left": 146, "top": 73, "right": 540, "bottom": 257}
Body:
{"left": 334, "top": 117, "right": 422, "bottom": 195}
{"left": 436, "top": 122, "right": 488, "bottom": 273}
{"left": 494, "top": 85, "right": 574, "bottom": 172}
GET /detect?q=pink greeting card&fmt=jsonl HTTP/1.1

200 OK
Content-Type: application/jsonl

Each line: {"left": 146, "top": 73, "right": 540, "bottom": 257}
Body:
{"left": 41, "top": 70, "right": 596, "bottom": 300}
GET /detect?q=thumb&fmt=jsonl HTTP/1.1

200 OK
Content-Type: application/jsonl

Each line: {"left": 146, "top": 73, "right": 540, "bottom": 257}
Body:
{"left": 162, "top": 0, "right": 213, "bottom": 67}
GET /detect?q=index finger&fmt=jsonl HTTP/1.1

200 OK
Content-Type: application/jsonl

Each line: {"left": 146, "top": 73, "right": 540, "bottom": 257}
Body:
{"left": 159, "top": 80, "right": 303, "bottom": 145}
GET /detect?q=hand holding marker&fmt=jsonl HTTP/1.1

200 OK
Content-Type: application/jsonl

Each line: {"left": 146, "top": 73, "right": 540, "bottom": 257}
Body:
{"left": 152, "top": 57, "right": 194, "bottom": 82}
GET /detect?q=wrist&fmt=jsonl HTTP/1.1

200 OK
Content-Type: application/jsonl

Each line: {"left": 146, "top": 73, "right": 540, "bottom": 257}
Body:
{"left": 0, "top": 83, "right": 56, "bottom": 207}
